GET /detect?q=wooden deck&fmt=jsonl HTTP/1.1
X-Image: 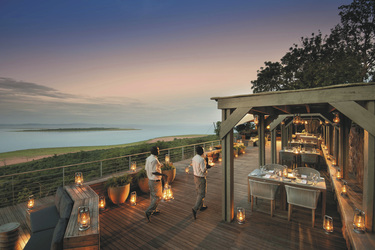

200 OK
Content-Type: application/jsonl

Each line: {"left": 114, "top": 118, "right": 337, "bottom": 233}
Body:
{"left": 0, "top": 143, "right": 348, "bottom": 249}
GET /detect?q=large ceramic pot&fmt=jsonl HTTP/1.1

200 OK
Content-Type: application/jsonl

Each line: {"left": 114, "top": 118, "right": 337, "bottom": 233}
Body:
{"left": 107, "top": 183, "right": 130, "bottom": 204}
{"left": 138, "top": 177, "right": 149, "bottom": 193}
{"left": 162, "top": 168, "right": 176, "bottom": 184}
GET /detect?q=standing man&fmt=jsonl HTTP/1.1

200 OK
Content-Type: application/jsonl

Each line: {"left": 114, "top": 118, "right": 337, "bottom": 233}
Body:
{"left": 191, "top": 146, "right": 211, "bottom": 220}
{"left": 145, "top": 146, "right": 165, "bottom": 222}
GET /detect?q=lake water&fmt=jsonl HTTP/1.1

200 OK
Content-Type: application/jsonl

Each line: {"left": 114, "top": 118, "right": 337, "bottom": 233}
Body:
{"left": 0, "top": 123, "right": 215, "bottom": 153}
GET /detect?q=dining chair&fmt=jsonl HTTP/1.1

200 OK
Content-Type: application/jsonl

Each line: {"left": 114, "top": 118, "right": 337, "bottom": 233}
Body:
{"left": 300, "top": 153, "right": 319, "bottom": 168}
{"left": 280, "top": 151, "right": 296, "bottom": 169}
{"left": 262, "top": 163, "right": 286, "bottom": 172}
{"left": 285, "top": 185, "right": 321, "bottom": 227}
{"left": 296, "top": 167, "right": 320, "bottom": 178}
{"left": 249, "top": 179, "right": 280, "bottom": 217}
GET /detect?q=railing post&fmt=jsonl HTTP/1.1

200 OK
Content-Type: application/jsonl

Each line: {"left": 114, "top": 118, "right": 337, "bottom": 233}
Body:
{"left": 182, "top": 147, "right": 184, "bottom": 160}
{"left": 12, "top": 176, "right": 15, "bottom": 205}
{"left": 63, "top": 167, "right": 65, "bottom": 186}
{"left": 129, "top": 156, "right": 131, "bottom": 172}
{"left": 100, "top": 161, "right": 103, "bottom": 177}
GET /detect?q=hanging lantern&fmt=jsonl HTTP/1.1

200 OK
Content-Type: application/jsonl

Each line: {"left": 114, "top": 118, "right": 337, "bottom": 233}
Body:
{"left": 333, "top": 113, "right": 340, "bottom": 123}
{"left": 27, "top": 195, "right": 34, "bottom": 210}
{"left": 281, "top": 120, "right": 285, "bottom": 125}
{"left": 323, "top": 215, "right": 334, "bottom": 234}
{"left": 99, "top": 196, "right": 106, "bottom": 211}
{"left": 254, "top": 115, "right": 259, "bottom": 125}
{"left": 131, "top": 161, "right": 136, "bottom": 172}
{"left": 320, "top": 120, "right": 323, "bottom": 125}
{"left": 341, "top": 181, "right": 348, "bottom": 196}
{"left": 266, "top": 125, "right": 270, "bottom": 130}
{"left": 236, "top": 207, "right": 245, "bottom": 224}
{"left": 165, "top": 154, "right": 170, "bottom": 164}
{"left": 353, "top": 209, "right": 366, "bottom": 233}
{"left": 325, "top": 120, "right": 329, "bottom": 124}
{"left": 185, "top": 165, "right": 190, "bottom": 174}
{"left": 78, "top": 206, "right": 90, "bottom": 231}
{"left": 75, "top": 172, "right": 83, "bottom": 186}
{"left": 130, "top": 191, "right": 137, "bottom": 206}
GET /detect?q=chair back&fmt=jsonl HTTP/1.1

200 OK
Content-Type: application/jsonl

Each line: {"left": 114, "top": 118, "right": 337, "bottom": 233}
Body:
{"left": 249, "top": 179, "right": 280, "bottom": 200}
{"left": 262, "top": 164, "right": 286, "bottom": 172}
{"left": 285, "top": 185, "right": 320, "bottom": 209}
{"left": 296, "top": 167, "right": 320, "bottom": 178}
{"left": 301, "top": 153, "right": 318, "bottom": 164}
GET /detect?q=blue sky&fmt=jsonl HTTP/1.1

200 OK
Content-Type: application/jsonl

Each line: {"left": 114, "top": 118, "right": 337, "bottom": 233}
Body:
{"left": 0, "top": 0, "right": 352, "bottom": 126}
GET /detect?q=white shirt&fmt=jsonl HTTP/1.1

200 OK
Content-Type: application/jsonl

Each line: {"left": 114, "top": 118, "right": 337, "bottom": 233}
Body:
{"left": 145, "top": 154, "right": 162, "bottom": 181}
{"left": 192, "top": 154, "right": 207, "bottom": 177}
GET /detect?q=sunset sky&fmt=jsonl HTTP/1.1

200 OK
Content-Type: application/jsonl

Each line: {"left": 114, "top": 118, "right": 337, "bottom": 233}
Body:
{"left": 0, "top": 0, "right": 352, "bottom": 127}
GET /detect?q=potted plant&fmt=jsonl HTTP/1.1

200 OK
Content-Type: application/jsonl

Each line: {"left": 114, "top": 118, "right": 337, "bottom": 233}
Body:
{"left": 105, "top": 174, "right": 132, "bottom": 204}
{"left": 161, "top": 162, "right": 176, "bottom": 184}
{"left": 135, "top": 167, "right": 149, "bottom": 193}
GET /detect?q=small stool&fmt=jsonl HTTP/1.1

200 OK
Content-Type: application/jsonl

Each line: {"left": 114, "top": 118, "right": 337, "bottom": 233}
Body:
{"left": 0, "top": 222, "right": 20, "bottom": 250}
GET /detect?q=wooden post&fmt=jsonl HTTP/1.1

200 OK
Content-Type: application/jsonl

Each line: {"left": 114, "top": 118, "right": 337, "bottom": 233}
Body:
{"left": 363, "top": 101, "right": 375, "bottom": 232}
{"left": 271, "top": 129, "right": 277, "bottom": 164}
{"left": 258, "top": 115, "right": 265, "bottom": 166}
{"left": 221, "top": 109, "right": 234, "bottom": 222}
{"left": 338, "top": 115, "right": 350, "bottom": 178}
{"left": 281, "top": 123, "right": 287, "bottom": 150}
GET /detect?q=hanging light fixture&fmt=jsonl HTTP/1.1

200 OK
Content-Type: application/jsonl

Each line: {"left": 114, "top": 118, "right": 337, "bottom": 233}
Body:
{"left": 254, "top": 115, "right": 259, "bottom": 125}
{"left": 333, "top": 112, "right": 340, "bottom": 123}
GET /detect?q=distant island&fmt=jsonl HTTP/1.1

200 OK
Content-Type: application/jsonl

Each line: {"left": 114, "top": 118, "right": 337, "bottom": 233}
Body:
{"left": 17, "top": 127, "right": 140, "bottom": 132}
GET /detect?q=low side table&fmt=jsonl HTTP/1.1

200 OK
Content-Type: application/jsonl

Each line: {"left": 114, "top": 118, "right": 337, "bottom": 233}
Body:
{"left": 0, "top": 222, "right": 20, "bottom": 250}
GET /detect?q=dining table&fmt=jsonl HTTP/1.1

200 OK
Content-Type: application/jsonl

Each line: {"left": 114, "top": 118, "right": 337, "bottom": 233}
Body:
{"left": 247, "top": 168, "right": 326, "bottom": 218}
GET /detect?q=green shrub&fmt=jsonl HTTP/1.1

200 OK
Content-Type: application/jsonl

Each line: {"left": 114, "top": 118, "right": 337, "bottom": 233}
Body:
{"left": 105, "top": 174, "right": 132, "bottom": 188}
{"left": 161, "top": 162, "right": 176, "bottom": 171}
{"left": 134, "top": 167, "right": 147, "bottom": 181}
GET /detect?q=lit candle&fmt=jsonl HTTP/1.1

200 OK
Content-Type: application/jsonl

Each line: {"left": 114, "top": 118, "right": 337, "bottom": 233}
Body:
{"left": 75, "top": 172, "right": 83, "bottom": 186}
{"left": 185, "top": 166, "right": 190, "bottom": 174}
{"left": 323, "top": 215, "right": 334, "bottom": 233}
{"left": 78, "top": 206, "right": 90, "bottom": 231}
{"left": 130, "top": 191, "right": 137, "bottom": 206}
{"left": 236, "top": 207, "right": 245, "bottom": 224}
{"left": 341, "top": 181, "right": 347, "bottom": 196}
{"left": 353, "top": 209, "right": 365, "bottom": 233}
{"left": 336, "top": 169, "right": 342, "bottom": 180}
{"left": 333, "top": 113, "right": 340, "bottom": 123}
{"left": 99, "top": 196, "right": 106, "bottom": 210}
{"left": 131, "top": 161, "right": 136, "bottom": 172}
{"left": 27, "top": 195, "right": 34, "bottom": 210}
{"left": 165, "top": 154, "right": 170, "bottom": 164}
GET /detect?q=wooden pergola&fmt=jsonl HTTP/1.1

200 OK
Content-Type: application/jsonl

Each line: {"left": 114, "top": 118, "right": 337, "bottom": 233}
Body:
{"left": 211, "top": 83, "right": 375, "bottom": 232}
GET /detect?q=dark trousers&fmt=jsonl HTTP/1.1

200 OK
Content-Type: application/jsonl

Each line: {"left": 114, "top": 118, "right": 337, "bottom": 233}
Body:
{"left": 193, "top": 176, "right": 206, "bottom": 211}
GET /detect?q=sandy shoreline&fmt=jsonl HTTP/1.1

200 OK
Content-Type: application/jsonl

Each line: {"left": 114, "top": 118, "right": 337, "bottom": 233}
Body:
{"left": 0, "top": 135, "right": 203, "bottom": 167}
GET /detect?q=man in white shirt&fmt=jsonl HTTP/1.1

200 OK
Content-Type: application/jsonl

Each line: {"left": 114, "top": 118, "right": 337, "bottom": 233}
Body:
{"left": 191, "top": 146, "right": 211, "bottom": 219}
{"left": 145, "top": 146, "right": 166, "bottom": 222}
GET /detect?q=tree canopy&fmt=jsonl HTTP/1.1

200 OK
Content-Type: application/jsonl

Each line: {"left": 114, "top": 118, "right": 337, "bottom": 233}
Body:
{"left": 251, "top": 0, "right": 375, "bottom": 93}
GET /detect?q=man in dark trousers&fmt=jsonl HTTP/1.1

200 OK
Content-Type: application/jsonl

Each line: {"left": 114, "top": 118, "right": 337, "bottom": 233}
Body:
{"left": 191, "top": 146, "right": 211, "bottom": 219}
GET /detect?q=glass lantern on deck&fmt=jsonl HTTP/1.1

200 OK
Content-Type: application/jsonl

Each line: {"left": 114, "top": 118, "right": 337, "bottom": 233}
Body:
{"left": 27, "top": 195, "right": 35, "bottom": 210}
{"left": 236, "top": 207, "right": 245, "bottom": 224}
{"left": 78, "top": 206, "right": 90, "bottom": 231}
{"left": 75, "top": 172, "right": 83, "bottom": 186}
{"left": 353, "top": 209, "right": 365, "bottom": 233}
{"left": 323, "top": 215, "right": 333, "bottom": 234}
{"left": 131, "top": 161, "right": 137, "bottom": 172}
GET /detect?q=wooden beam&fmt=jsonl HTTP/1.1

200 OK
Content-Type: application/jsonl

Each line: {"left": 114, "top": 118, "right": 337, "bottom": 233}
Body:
{"left": 251, "top": 107, "right": 278, "bottom": 115}
{"left": 221, "top": 109, "right": 234, "bottom": 223}
{"left": 214, "top": 84, "right": 375, "bottom": 109}
{"left": 330, "top": 101, "right": 375, "bottom": 137}
{"left": 363, "top": 101, "right": 375, "bottom": 232}
{"left": 220, "top": 107, "right": 250, "bottom": 139}
{"left": 258, "top": 115, "right": 266, "bottom": 166}
{"left": 273, "top": 105, "right": 291, "bottom": 114}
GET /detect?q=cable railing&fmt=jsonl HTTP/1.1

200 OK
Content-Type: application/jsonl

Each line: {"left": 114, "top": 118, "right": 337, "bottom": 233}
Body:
{"left": 0, "top": 140, "right": 220, "bottom": 208}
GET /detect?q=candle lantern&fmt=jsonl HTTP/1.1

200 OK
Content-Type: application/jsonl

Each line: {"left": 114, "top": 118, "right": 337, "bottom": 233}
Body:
{"left": 336, "top": 169, "right": 342, "bottom": 180}
{"left": 27, "top": 195, "right": 34, "bottom": 210}
{"left": 78, "top": 206, "right": 90, "bottom": 231}
{"left": 266, "top": 125, "right": 270, "bottom": 130}
{"left": 353, "top": 209, "right": 366, "bottom": 233}
{"left": 341, "top": 181, "right": 348, "bottom": 196}
{"left": 236, "top": 207, "right": 245, "bottom": 224}
{"left": 185, "top": 166, "right": 190, "bottom": 174}
{"left": 209, "top": 146, "right": 213, "bottom": 151}
{"left": 281, "top": 120, "right": 285, "bottom": 125}
{"left": 131, "top": 161, "right": 136, "bottom": 172}
{"left": 218, "top": 156, "right": 222, "bottom": 162}
{"left": 162, "top": 184, "right": 174, "bottom": 201}
{"left": 323, "top": 215, "right": 334, "bottom": 234}
{"left": 99, "top": 196, "right": 106, "bottom": 211}
{"left": 332, "top": 158, "right": 337, "bottom": 166}
{"left": 208, "top": 158, "right": 214, "bottom": 167}
{"left": 130, "top": 191, "right": 137, "bottom": 206}
{"left": 333, "top": 113, "right": 340, "bottom": 123}
{"left": 165, "top": 154, "right": 170, "bottom": 164}
{"left": 75, "top": 172, "right": 83, "bottom": 186}
{"left": 283, "top": 168, "right": 288, "bottom": 178}
{"left": 254, "top": 115, "right": 259, "bottom": 125}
